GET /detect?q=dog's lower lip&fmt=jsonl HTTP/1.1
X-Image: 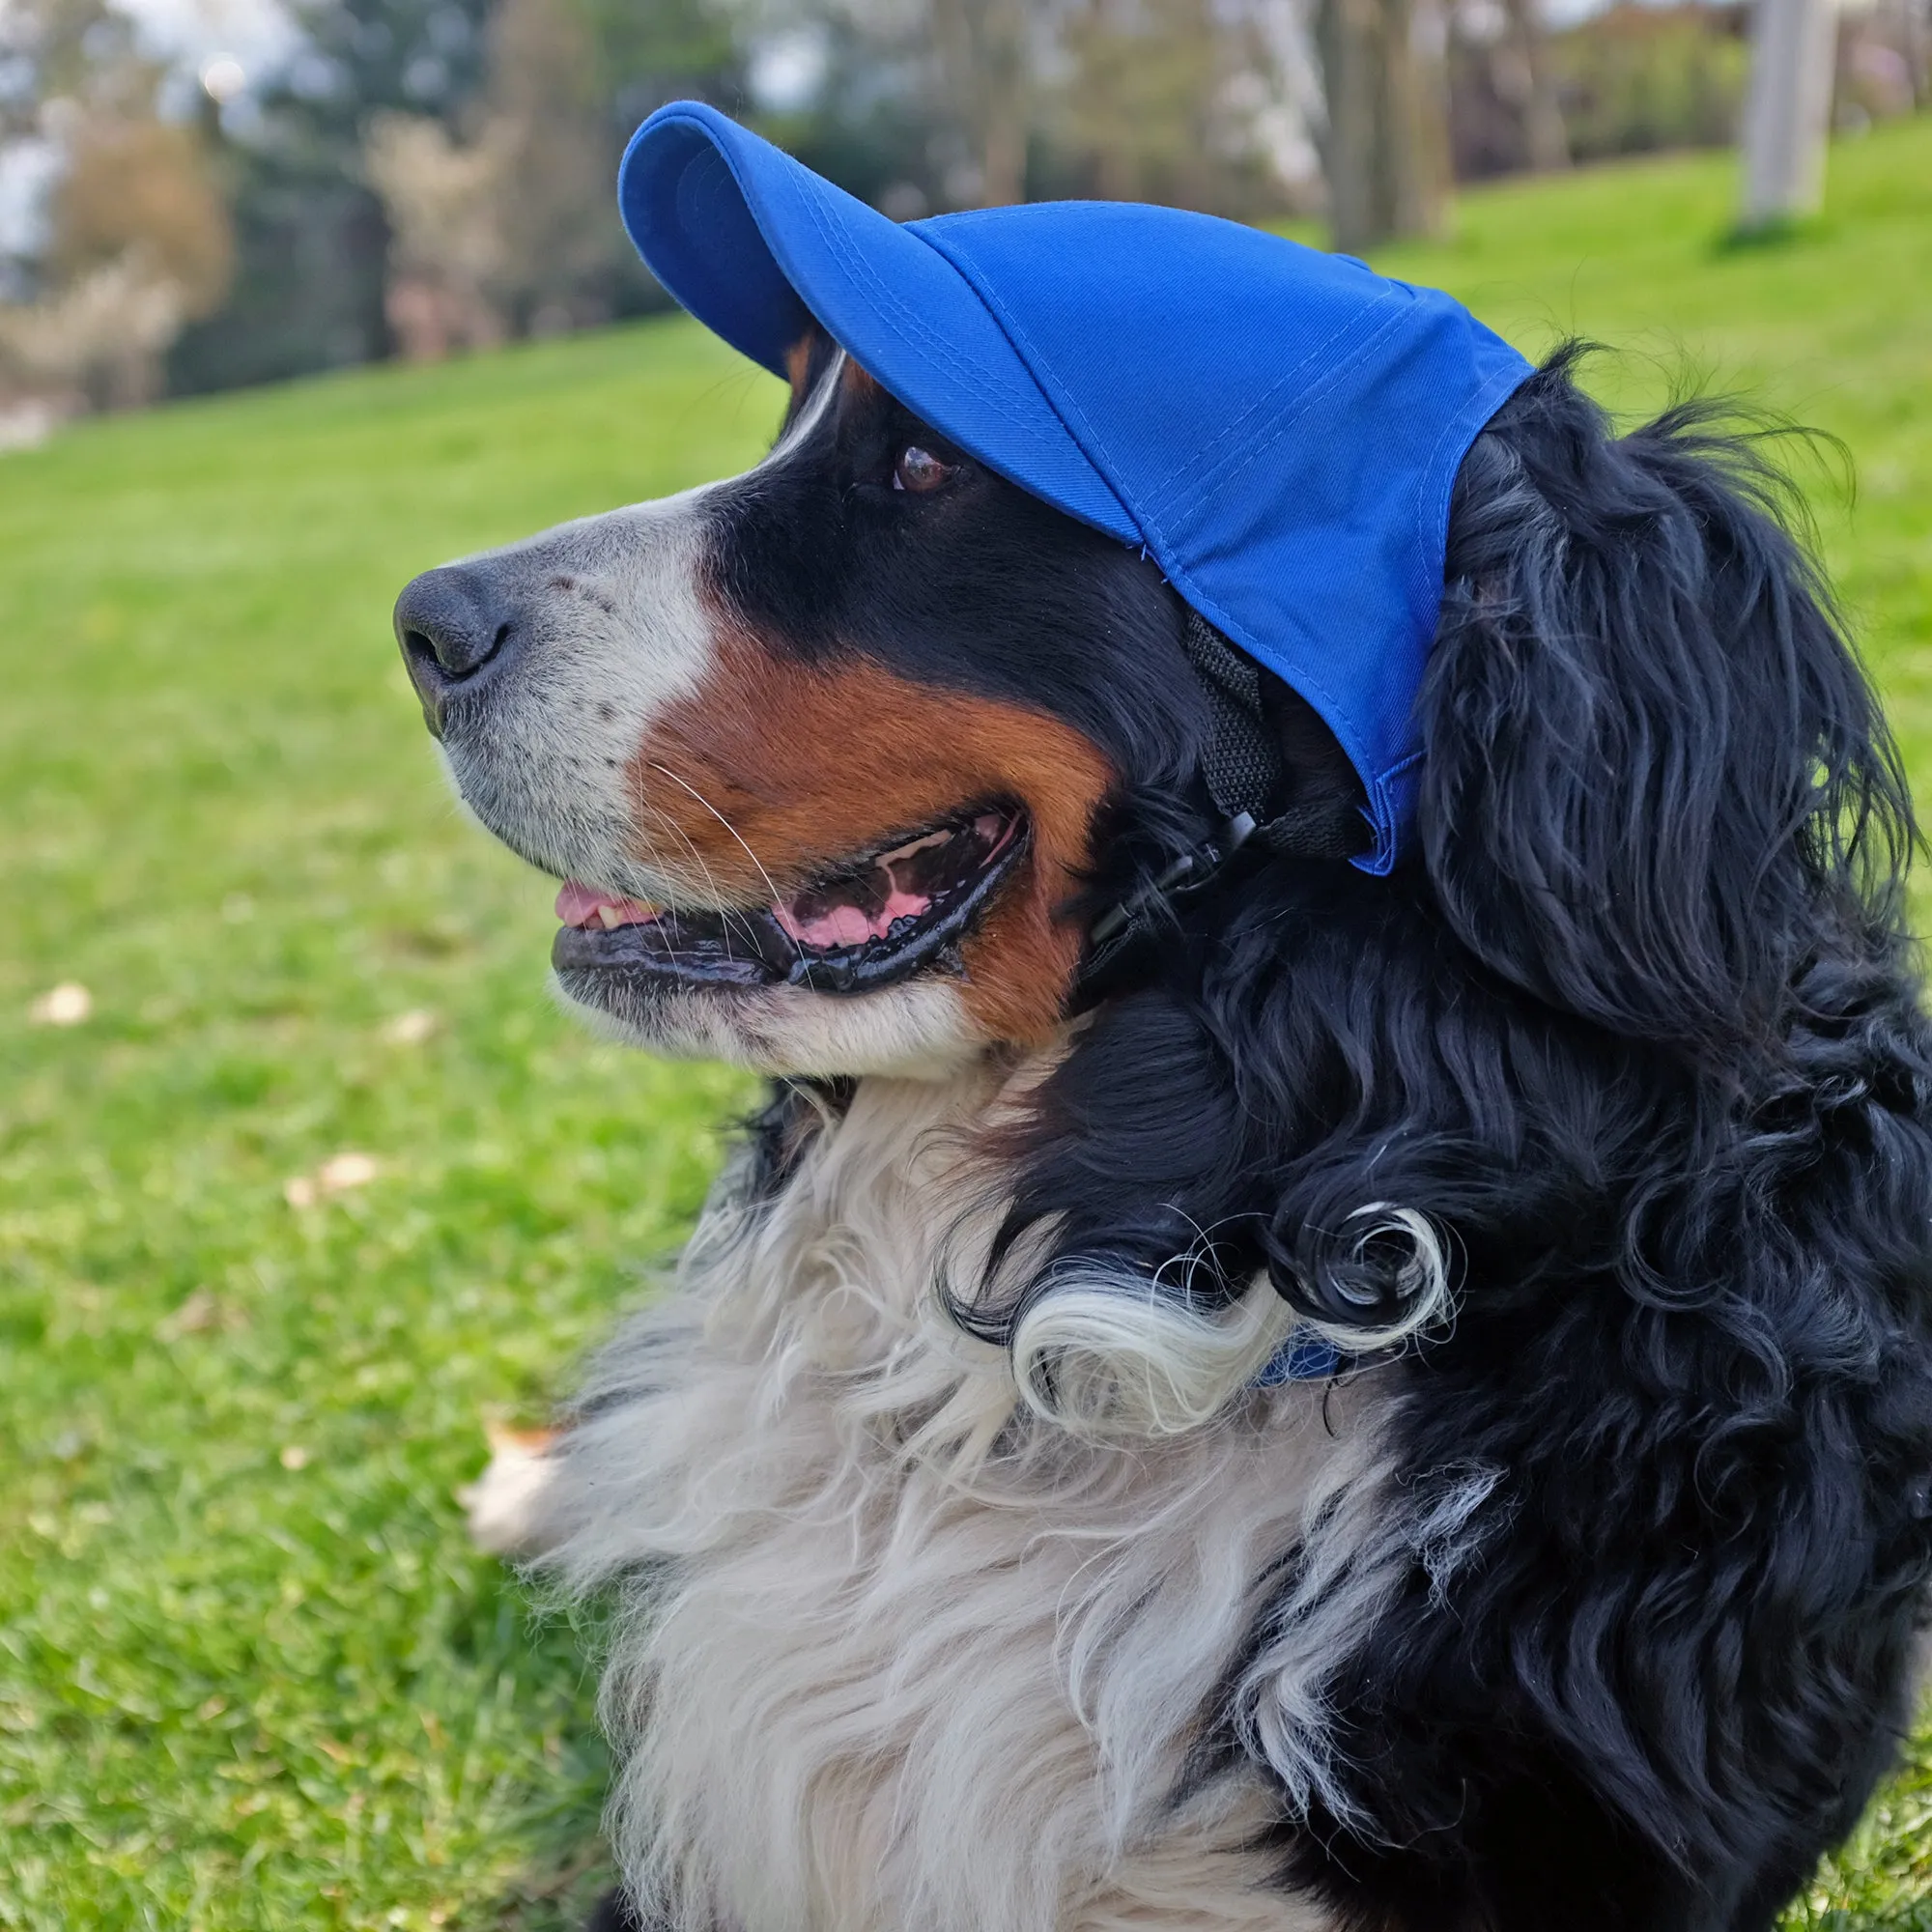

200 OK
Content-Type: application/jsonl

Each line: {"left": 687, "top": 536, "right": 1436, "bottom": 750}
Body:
{"left": 552, "top": 810, "right": 1027, "bottom": 999}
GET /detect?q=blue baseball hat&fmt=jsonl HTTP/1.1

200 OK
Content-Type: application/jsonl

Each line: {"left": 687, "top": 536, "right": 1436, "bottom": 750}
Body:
{"left": 617, "top": 101, "right": 1532, "bottom": 872}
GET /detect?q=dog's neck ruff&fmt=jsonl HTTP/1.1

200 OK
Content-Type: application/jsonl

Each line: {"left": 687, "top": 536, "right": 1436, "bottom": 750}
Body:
{"left": 536, "top": 1066, "right": 1414, "bottom": 1932}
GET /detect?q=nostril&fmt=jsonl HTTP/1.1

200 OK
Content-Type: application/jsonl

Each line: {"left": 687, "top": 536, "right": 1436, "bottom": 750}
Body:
{"left": 392, "top": 566, "right": 520, "bottom": 700}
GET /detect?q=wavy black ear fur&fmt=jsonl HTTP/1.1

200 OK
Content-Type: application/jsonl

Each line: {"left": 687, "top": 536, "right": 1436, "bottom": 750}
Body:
{"left": 1422, "top": 347, "right": 1914, "bottom": 1071}
{"left": 952, "top": 348, "right": 1932, "bottom": 1924}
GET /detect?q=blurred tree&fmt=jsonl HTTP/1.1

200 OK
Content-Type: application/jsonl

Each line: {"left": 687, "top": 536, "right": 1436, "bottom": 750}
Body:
{"left": 732, "top": 0, "right": 1316, "bottom": 216}
{"left": 357, "top": 0, "right": 741, "bottom": 363}
{"left": 1055, "top": 0, "right": 1309, "bottom": 213}
{"left": 1544, "top": 3, "right": 1747, "bottom": 165}
{"left": 1738, "top": 0, "right": 1835, "bottom": 230}
{"left": 0, "top": 0, "right": 233, "bottom": 409}
{"left": 1448, "top": 0, "right": 1568, "bottom": 181}
{"left": 586, "top": 0, "right": 742, "bottom": 129}
{"left": 1062, "top": 0, "right": 1226, "bottom": 205}
{"left": 930, "top": 0, "right": 1033, "bottom": 204}
{"left": 167, "top": 0, "right": 495, "bottom": 391}
{"left": 362, "top": 107, "right": 508, "bottom": 355}
{"left": 479, "top": 0, "right": 611, "bottom": 331}
{"left": 1502, "top": 0, "right": 1568, "bottom": 171}
{"left": 1317, "top": 0, "right": 1453, "bottom": 248}
{"left": 49, "top": 114, "right": 234, "bottom": 313}
{"left": 0, "top": 0, "right": 141, "bottom": 138}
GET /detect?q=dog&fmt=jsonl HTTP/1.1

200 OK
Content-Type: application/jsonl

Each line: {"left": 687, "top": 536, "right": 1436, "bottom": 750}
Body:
{"left": 395, "top": 320, "right": 1932, "bottom": 1932}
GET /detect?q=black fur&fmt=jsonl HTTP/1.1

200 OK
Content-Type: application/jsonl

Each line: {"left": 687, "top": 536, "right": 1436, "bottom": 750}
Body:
{"left": 615, "top": 347, "right": 1932, "bottom": 1929}
{"left": 971, "top": 356, "right": 1932, "bottom": 1928}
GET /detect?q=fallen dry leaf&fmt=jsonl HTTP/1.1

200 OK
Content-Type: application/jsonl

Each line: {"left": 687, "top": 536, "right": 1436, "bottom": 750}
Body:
{"left": 381, "top": 1008, "right": 438, "bottom": 1045}
{"left": 317, "top": 1151, "right": 378, "bottom": 1192}
{"left": 156, "top": 1288, "right": 246, "bottom": 1341}
{"left": 29, "top": 982, "right": 91, "bottom": 1027}
{"left": 284, "top": 1151, "right": 380, "bottom": 1208}
{"left": 457, "top": 1419, "right": 558, "bottom": 1556}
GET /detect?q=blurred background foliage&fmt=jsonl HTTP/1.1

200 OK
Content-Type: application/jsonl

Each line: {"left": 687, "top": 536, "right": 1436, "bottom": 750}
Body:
{"left": 0, "top": 0, "right": 1924, "bottom": 424}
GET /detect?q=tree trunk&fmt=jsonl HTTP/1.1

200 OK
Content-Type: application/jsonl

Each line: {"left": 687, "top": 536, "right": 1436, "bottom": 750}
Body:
{"left": 1318, "top": 0, "right": 1453, "bottom": 252}
{"left": 1739, "top": 0, "right": 1838, "bottom": 230}
{"left": 1500, "top": 0, "right": 1570, "bottom": 171}
{"left": 933, "top": 0, "right": 1033, "bottom": 206}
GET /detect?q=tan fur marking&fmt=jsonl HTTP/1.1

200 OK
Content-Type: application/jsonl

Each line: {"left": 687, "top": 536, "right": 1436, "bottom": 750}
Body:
{"left": 783, "top": 331, "right": 818, "bottom": 408}
{"left": 840, "top": 357, "right": 882, "bottom": 405}
{"left": 626, "top": 632, "right": 1114, "bottom": 1042}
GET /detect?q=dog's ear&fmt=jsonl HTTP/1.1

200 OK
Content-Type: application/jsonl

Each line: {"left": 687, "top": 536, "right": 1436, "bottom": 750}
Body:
{"left": 1419, "top": 353, "right": 1912, "bottom": 1067}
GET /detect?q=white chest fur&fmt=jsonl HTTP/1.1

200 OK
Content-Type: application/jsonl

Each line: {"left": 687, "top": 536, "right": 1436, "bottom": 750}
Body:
{"left": 537, "top": 1065, "right": 1395, "bottom": 1932}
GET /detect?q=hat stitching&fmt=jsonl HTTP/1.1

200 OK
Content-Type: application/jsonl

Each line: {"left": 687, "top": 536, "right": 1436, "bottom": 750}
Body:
{"left": 1133, "top": 290, "right": 1410, "bottom": 519}
{"left": 899, "top": 230, "right": 1151, "bottom": 539}
{"left": 656, "top": 109, "right": 1066, "bottom": 450}
{"left": 910, "top": 219, "right": 1325, "bottom": 529}
{"left": 1147, "top": 298, "right": 1415, "bottom": 528}
{"left": 1411, "top": 355, "right": 1534, "bottom": 611}
{"left": 790, "top": 177, "right": 1084, "bottom": 449}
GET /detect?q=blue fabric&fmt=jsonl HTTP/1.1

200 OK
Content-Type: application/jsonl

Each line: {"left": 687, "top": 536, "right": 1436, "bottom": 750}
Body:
{"left": 1253, "top": 1329, "right": 1344, "bottom": 1387}
{"left": 618, "top": 102, "right": 1533, "bottom": 868}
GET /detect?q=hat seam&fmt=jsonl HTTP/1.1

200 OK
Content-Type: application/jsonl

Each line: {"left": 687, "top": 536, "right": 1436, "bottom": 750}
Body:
{"left": 789, "top": 179, "right": 1101, "bottom": 457}
{"left": 1411, "top": 347, "right": 1536, "bottom": 616}
{"left": 1150, "top": 296, "right": 1415, "bottom": 529}
{"left": 646, "top": 107, "right": 1095, "bottom": 457}
{"left": 925, "top": 225, "right": 1410, "bottom": 864}
{"left": 1139, "top": 288, "right": 1411, "bottom": 521}
{"left": 906, "top": 226, "right": 1157, "bottom": 547}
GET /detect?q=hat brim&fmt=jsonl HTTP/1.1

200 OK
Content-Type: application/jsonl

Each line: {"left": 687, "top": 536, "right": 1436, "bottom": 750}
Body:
{"left": 617, "top": 104, "right": 1141, "bottom": 546}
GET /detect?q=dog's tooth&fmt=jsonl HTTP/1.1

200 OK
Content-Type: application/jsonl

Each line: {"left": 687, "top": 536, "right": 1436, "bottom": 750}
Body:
{"left": 597, "top": 903, "right": 625, "bottom": 930}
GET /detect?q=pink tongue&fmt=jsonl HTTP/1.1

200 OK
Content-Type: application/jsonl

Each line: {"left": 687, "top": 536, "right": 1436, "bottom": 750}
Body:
{"left": 555, "top": 881, "right": 659, "bottom": 929}
{"left": 771, "top": 886, "right": 931, "bottom": 950}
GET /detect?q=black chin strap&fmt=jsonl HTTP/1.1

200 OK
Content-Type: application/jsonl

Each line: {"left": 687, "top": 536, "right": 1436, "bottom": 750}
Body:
{"left": 1082, "top": 613, "right": 1354, "bottom": 979}
{"left": 1179, "top": 611, "right": 1287, "bottom": 836}
{"left": 1084, "top": 614, "right": 1283, "bottom": 967}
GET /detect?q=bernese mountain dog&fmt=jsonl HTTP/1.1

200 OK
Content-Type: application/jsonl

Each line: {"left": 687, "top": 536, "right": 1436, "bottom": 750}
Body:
{"left": 393, "top": 330, "right": 1932, "bottom": 1932}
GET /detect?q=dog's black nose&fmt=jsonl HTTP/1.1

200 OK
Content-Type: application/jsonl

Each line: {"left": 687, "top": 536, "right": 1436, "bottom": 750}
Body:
{"left": 393, "top": 565, "right": 519, "bottom": 732}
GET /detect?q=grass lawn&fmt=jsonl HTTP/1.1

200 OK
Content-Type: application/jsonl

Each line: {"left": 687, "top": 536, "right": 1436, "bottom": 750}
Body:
{"left": 3, "top": 116, "right": 1930, "bottom": 1930}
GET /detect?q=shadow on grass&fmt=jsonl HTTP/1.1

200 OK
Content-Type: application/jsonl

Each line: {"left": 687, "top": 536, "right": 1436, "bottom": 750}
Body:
{"left": 480, "top": 1815, "right": 616, "bottom": 1931}
{"left": 1713, "top": 213, "right": 1833, "bottom": 256}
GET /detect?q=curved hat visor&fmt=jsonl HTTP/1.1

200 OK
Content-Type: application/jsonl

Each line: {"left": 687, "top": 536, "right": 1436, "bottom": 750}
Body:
{"left": 618, "top": 104, "right": 1139, "bottom": 544}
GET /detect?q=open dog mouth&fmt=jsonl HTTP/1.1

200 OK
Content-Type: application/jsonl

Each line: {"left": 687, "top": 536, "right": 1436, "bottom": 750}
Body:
{"left": 551, "top": 810, "right": 1027, "bottom": 998}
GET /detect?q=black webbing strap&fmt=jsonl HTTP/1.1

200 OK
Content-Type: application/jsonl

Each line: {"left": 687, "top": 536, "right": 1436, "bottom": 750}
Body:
{"left": 1083, "top": 614, "right": 1285, "bottom": 968}
{"left": 1082, "top": 611, "right": 1371, "bottom": 981}
{"left": 1180, "top": 610, "right": 1286, "bottom": 833}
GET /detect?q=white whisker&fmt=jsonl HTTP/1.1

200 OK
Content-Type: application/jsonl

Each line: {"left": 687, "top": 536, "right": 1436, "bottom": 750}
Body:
{"left": 647, "top": 759, "right": 804, "bottom": 963}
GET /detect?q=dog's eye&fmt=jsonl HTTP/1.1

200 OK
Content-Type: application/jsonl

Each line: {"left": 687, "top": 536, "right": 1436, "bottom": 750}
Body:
{"left": 893, "top": 445, "right": 955, "bottom": 495}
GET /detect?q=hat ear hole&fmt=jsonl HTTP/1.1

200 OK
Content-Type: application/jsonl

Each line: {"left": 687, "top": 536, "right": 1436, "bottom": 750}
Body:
{"left": 1257, "top": 673, "right": 1370, "bottom": 862}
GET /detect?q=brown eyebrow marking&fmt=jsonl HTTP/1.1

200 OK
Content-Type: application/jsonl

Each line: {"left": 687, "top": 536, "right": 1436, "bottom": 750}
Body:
{"left": 783, "top": 330, "right": 820, "bottom": 408}
{"left": 839, "top": 359, "right": 882, "bottom": 406}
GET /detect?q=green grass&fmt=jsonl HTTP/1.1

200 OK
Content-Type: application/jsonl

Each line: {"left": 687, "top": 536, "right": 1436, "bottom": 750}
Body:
{"left": 2, "top": 118, "right": 1930, "bottom": 1930}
